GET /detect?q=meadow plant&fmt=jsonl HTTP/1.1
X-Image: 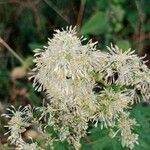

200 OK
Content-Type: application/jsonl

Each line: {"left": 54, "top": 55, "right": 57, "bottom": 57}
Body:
{"left": 3, "top": 26, "right": 150, "bottom": 150}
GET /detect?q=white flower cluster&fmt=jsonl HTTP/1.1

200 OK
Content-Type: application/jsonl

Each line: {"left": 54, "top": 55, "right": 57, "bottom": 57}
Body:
{"left": 2, "top": 105, "right": 32, "bottom": 144}
{"left": 3, "top": 26, "right": 150, "bottom": 150}
{"left": 16, "top": 138, "right": 43, "bottom": 150}
{"left": 101, "top": 44, "right": 150, "bottom": 101}
{"left": 2, "top": 105, "right": 43, "bottom": 150}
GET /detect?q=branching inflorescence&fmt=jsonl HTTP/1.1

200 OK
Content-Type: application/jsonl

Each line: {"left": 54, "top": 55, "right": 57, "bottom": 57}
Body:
{"left": 3, "top": 26, "right": 150, "bottom": 150}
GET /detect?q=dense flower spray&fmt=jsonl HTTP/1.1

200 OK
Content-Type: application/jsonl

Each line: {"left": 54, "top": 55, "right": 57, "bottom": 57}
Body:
{"left": 3, "top": 26, "right": 150, "bottom": 150}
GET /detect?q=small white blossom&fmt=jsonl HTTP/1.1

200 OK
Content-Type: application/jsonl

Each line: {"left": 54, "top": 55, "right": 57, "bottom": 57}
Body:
{"left": 101, "top": 44, "right": 150, "bottom": 87}
{"left": 16, "top": 138, "right": 42, "bottom": 150}
{"left": 118, "top": 113, "right": 139, "bottom": 149}
{"left": 94, "top": 88, "right": 130, "bottom": 128}
{"left": 2, "top": 105, "right": 32, "bottom": 144}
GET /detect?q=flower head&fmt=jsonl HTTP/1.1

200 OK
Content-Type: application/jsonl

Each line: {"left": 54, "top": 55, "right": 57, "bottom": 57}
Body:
{"left": 2, "top": 105, "right": 32, "bottom": 144}
{"left": 16, "top": 138, "right": 43, "bottom": 150}
{"left": 29, "top": 26, "right": 98, "bottom": 95}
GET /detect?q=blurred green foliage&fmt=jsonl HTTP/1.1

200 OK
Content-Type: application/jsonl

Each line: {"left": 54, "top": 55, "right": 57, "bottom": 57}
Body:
{"left": 0, "top": 0, "right": 150, "bottom": 149}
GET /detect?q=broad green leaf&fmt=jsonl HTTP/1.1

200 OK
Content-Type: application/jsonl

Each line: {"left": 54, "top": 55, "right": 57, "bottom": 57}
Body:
{"left": 131, "top": 104, "right": 150, "bottom": 150}
{"left": 116, "top": 40, "right": 130, "bottom": 51}
{"left": 80, "top": 11, "right": 108, "bottom": 35}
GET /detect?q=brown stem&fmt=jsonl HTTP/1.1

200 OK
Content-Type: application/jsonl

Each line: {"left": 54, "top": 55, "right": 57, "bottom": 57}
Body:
{"left": 43, "top": 0, "right": 70, "bottom": 24}
{"left": 76, "top": 0, "right": 86, "bottom": 32}
{"left": 0, "top": 37, "right": 24, "bottom": 65}
{"left": 135, "top": 0, "right": 145, "bottom": 56}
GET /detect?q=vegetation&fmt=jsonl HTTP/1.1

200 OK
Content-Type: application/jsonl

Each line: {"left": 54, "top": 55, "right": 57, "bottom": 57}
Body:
{"left": 0, "top": 0, "right": 149, "bottom": 150}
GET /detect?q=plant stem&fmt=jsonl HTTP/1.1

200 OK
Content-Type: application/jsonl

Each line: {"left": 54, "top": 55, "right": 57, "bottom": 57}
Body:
{"left": 0, "top": 37, "right": 24, "bottom": 65}
{"left": 76, "top": 0, "right": 86, "bottom": 32}
{"left": 43, "top": 0, "right": 70, "bottom": 24}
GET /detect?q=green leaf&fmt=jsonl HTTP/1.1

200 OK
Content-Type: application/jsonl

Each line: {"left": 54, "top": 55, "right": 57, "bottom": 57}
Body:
{"left": 17, "top": 8, "right": 35, "bottom": 41}
{"left": 116, "top": 40, "right": 130, "bottom": 51}
{"left": 27, "top": 83, "right": 41, "bottom": 106}
{"left": 112, "top": 5, "right": 125, "bottom": 21}
{"left": 81, "top": 127, "right": 121, "bottom": 150}
{"left": 96, "top": 0, "right": 108, "bottom": 11}
{"left": 28, "top": 42, "right": 44, "bottom": 51}
{"left": 80, "top": 11, "right": 108, "bottom": 35}
{"left": 130, "top": 104, "right": 150, "bottom": 150}
{"left": 127, "top": 11, "right": 138, "bottom": 29}
{"left": 23, "top": 56, "right": 33, "bottom": 69}
{"left": 52, "top": 141, "right": 71, "bottom": 150}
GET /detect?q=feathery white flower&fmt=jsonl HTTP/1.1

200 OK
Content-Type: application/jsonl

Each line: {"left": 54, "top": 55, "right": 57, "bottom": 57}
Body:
{"left": 117, "top": 113, "right": 139, "bottom": 149}
{"left": 102, "top": 44, "right": 149, "bottom": 86}
{"left": 29, "top": 26, "right": 98, "bottom": 95}
{"left": 16, "top": 138, "right": 42, "bottom": 150}
{"left": 29, "top": 27, "right": 144, "bottom": 149}
{"left": 94, "top": 88, "right": 130, "bottom": 128}
{"left": 2, "top": 105, "right": 32, "bottom": 144}
{"left": 4, "top": 26, "right": 150, "bottom": 150}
